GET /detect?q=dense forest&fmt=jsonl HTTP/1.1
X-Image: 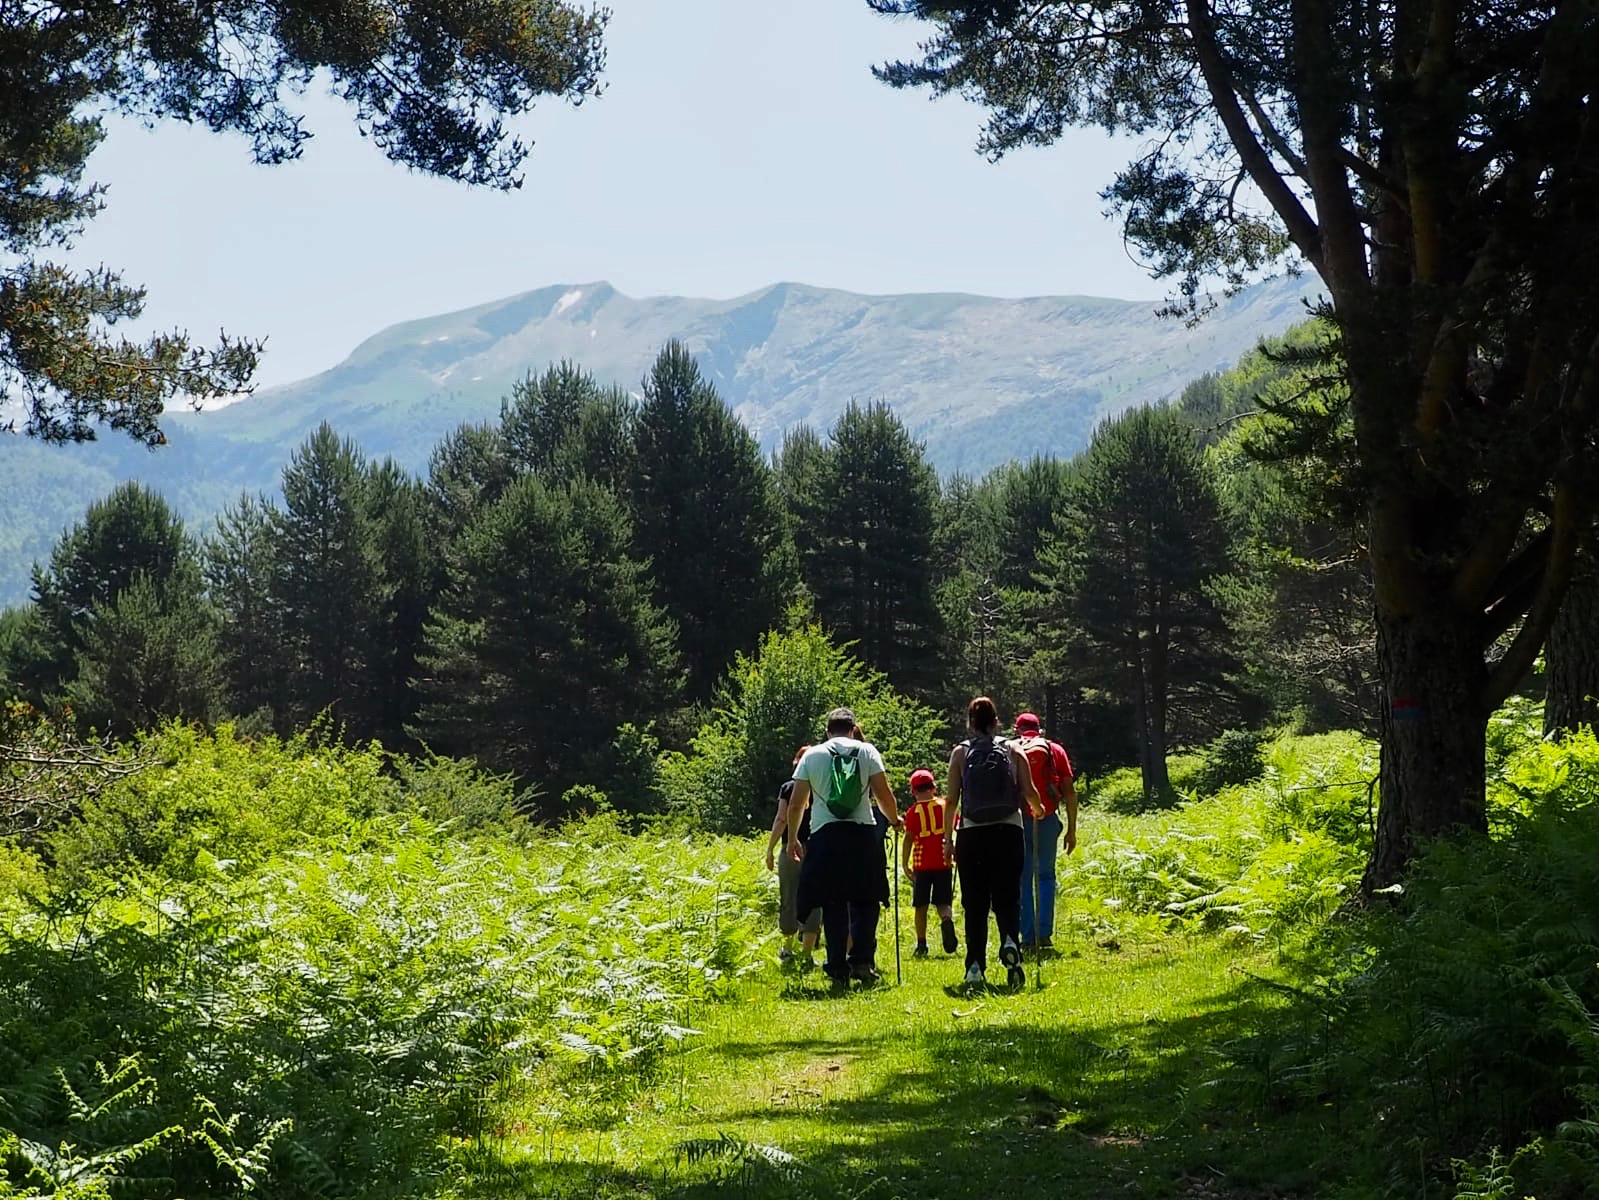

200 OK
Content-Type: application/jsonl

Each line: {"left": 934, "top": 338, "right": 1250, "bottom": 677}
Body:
{"left": 0, "top": 329, "right": 1392, "bottom": 820}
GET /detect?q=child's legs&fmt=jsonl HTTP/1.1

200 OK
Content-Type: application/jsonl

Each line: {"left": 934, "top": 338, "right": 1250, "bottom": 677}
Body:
{"left": 914, "top": 905, "right": 928, "bottom": 941}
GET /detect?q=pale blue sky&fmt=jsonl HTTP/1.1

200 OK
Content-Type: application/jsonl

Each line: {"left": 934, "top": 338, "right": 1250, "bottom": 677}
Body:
{"left": 70, "top": 0, "right": 1162, "bottom": 390}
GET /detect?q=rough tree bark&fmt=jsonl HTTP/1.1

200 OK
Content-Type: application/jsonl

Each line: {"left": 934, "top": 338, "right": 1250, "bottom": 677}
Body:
{"left": 1545, "top": 544, "right": 1599, "bottom": 738}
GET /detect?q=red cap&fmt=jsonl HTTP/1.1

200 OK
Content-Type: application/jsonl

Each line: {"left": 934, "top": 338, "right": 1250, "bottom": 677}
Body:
{"left": 1015, "top": 712, "right": 1041, "bottom": 734}
{"left": 909, "top": 769, "right": 936, "bottom": 791}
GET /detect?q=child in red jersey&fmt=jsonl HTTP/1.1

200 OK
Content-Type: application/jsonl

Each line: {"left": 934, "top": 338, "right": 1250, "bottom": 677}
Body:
{"left": 900, "top": 769, "right": 958, "bottom": 958}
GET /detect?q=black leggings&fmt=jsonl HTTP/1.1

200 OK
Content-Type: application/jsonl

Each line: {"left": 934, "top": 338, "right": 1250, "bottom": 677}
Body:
{"left": 956, "top": 823, "right": 1024, "bottom": 969}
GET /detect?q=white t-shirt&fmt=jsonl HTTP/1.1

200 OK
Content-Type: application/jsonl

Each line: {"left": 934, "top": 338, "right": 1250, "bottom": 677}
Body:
{"left": 793, "top": 736, "right": 884, "bottom": 831}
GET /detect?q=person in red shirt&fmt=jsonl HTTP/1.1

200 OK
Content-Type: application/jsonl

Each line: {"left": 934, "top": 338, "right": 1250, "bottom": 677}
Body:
{"left": 900, "top": 768, "right": 959, "bottom": 958}
{"left": 1013, "top": 712, "right": 1078, "bottom": 950}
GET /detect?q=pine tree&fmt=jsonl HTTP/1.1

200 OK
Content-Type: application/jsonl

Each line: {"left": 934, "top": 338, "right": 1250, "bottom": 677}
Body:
{"left": 67, "top": 573, "right": 222, "bottom": 736}
{"left": 362, "top": 460, "right": 436, "bottom": 749}
{"left": 412, "top": 475, "right": 679, "bottom": 809}
{"left": 204, "top": 493, "right": 285, "bottom": 725}
{"left": 629, "top": 342, "right": 788, "bottom": 697}
{"left": 1047, "top": 406, "right": 1241, "bottom": 802}
{"left": 271, "top": 424, "right": 381, "bottom": 735}
{"left": 500, "top": 362, "right": 638, "bottom": 490}
{"left": 16, "top": 483, "right": 197, "bottom": 706}
{"left": 425, "top": 422, "right": 515, "bottom": 557}
{"left": 804, "top": 401, "right": 941, "bottom": 692}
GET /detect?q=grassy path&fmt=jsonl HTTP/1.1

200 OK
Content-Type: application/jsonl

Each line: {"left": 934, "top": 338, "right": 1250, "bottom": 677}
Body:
{"left": 468, "top": 904, "right": 1323, "bottom": 1200}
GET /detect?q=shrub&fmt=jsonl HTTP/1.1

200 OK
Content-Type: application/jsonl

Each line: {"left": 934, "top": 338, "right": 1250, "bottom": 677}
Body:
{"left": 44, "top": 723, "right": 393, "bottom": 887}
{"left": 659, "top": 625, "right": 941, "bottom": 832}
{"left": 1192, "top": 727, "right": 1267, "bottom": 794}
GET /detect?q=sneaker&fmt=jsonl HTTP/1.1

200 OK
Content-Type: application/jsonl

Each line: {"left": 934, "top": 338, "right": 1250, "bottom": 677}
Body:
{"left": 963, "top": 963, "right": 985, "bottom": 987}
{"left": 912, "top": 943, "right": 929, "bottom": 959}
{"left": 778, "top": 947, "right": 795, "bottom": 964}
{"left": 851, "top": 963, "right": 882, "bottom": 984}
{"left": 1039, "top": 936, "right": 1054, "bottom": 950}
{"left": 1000, "top": 937, "right": 1023, "bottom": 969}
{"left": 940, "top": 919, "right": 958, "bottom": 955}
{"left": 823, "top": 963, "right": 850, "bottom": 988}
{"left": 1007, "top": 961, "right": 1027, "bottom": 989}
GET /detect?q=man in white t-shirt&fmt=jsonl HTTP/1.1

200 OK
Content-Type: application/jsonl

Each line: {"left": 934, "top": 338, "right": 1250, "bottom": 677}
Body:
{"left": 787, "top": 706, "right": 902, "bottom": 985}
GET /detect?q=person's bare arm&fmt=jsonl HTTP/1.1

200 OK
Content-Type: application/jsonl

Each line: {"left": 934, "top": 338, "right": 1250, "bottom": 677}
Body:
{"left": 945, "top": 745, "right": 964, "bottom": 861}
{"left": 900, "top": 820, "right": 915, "bottom": 875}
{"left": 869, "top": 772, "right": 901, "bottom": 826}
{"left": 765, "top": 793, "right": 790, "bottom": 870}
{"left": 786, "top": 779, "right": 812, "bottom": 859}
{"left": 1062, "top": 775, "right": 1079, "bottom": 854}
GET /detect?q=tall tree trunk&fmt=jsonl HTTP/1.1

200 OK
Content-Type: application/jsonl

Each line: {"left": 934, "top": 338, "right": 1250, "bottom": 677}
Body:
{"left": 1362, "top": 606, "right": 1489, "bottom": 890}
{"left": 1545, "top": 544, "right": 1599, "bottom": 738}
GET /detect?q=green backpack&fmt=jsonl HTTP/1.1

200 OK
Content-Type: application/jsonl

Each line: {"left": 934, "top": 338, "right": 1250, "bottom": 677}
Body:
{"left": 824, "top": 745, "right": 866, "bottom": 819}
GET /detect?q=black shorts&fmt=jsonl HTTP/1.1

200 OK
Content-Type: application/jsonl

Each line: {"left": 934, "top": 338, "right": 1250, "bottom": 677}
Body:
{"left": 912, "top": 868, "right": 954, "bottom": 908}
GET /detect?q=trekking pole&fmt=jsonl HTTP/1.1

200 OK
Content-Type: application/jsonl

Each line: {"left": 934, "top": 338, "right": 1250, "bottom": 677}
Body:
{"left": 893, "top": 824, "right": 903, "bottom": 986}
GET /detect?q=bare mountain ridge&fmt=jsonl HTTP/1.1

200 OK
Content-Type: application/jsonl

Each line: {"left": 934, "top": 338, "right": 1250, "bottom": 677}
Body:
{"left": 0, "top": 275, "right": 1318, "bottom": 604}
{"left": 200, "top": 275, "right": 1317, "bottom": 471}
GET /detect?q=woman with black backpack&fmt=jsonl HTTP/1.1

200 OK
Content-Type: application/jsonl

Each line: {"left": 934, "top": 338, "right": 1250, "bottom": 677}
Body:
{"left": 943, "top": 697, "right": 1044, "bottom": 989}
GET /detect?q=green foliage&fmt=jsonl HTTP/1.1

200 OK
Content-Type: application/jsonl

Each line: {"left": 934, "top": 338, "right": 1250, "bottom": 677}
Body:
{"left": 1041, "top": 406, "right": 1246, "bottom": 798}
{"left": 629, "top": 342, "right": 791, "bottom": 698}
{"left": 1193, "top": 727, "right": 1267, "bottom": 793}
{"left": 413, "top": 474, "right": 679, "bottom": 810}
{"left": 1, "top": 724, "right": 771, "bottom": 1200}
{"left": 1064, "top": 731, "right": 1374, "bottom": 942}
{"left": 270, "top": 423, "right": 383, "bottom": 734}
{"left": 790, "top": 401, "right": 941, "bottom": 693}
{"left": 44, "top": 723, "right": 389, "bottom": 887}
{"left": 659, "top": 624, "right": 942, "bottom": 832}
{"left": 8, "top": 484, "right": 211, "bottom": 723}
{"left": 1, "top": 0, "right": 607, "bottom": 446}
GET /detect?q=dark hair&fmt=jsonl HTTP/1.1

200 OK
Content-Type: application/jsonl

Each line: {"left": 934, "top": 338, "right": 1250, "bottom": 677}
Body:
{"left": 826, "top": 715, "right": 856, "bottom": 736}
{"left": 968, "top": 696, "right": 999, "bottom": 734}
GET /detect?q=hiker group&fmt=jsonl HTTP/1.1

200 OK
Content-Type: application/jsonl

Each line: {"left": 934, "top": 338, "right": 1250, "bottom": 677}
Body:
{"left": 763, "top": 697, "right": 1078, "bottom": 989}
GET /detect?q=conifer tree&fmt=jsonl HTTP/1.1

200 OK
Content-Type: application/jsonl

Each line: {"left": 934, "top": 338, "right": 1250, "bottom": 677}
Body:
{"left": 362, "top": 460, "right": 436, "bottom": 749}
{"left": 871, "top": 0, "right": 1599, "bottom": 885}
{"left": 67, "top": 573, "right": 222, "bottom": 736}
{"left": 629, "top": 342, "right": 788, "bottom": 697}
{"left": 1047, "top": 407, "right": 1240, "bottom": 801}
{"left": 413, "top": 475, "right": 678, "bottom": 807}
{"left": 501, "top": 362, "right": 638, "bottom": 491}
{"left": 425, "top": 423, "right": 515, "bottom": 556}
{"left": 270, "top": 424, "right": 381, "bottom": 735}
{"left": 805, "top": 401, "right": 941, "bottom": 692}
{"left": 204, "top": 493, "right": 285, "bottom": 725}
{"left": 15, "top": 483, "right": 197, "bottom": 706}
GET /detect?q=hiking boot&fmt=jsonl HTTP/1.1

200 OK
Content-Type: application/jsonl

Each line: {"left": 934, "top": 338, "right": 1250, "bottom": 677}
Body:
{"left": 1039, "top": 936, "right": 1054, "bottom": 950}
{"left": 940, "top": 918, "right": 958, "bottom": 955}
{"left": 963, "top": 963, "right": 985, "bottom": 987}
{"left": 912, "top": 943, "right": 929, "bottom": 959}
{"left": 1007, "top": 960, "right": 1027, "bottom": 990}
{"left": 823, "top": 963, "right": 851, "bottom": 988}
{"left": 851, "top": 963, "right": 881, "bottom": 985}
{"left": 1000, "top": 937, "right": 1023, "bottom": 969}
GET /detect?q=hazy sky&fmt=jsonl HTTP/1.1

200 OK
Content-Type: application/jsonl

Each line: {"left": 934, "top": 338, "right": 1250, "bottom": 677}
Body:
{"left": 69, "top": 0, "right": 1164, "bottom": 390}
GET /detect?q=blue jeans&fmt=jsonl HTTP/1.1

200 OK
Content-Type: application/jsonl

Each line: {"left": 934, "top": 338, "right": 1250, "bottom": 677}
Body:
{"left": 1019, "top": 811, "right": 1062, "bottom": 943}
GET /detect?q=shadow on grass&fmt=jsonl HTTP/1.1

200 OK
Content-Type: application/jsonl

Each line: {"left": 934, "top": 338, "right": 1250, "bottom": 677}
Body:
{"left": 482, "top": 974, "right": 1344, "bottom": 1199}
